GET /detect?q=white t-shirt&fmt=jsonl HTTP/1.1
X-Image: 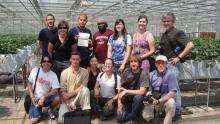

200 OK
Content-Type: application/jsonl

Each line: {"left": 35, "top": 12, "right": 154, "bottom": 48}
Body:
{"left": 28, "top": 67, "right": 60, "bottom": 99}
{"left": 97, "top": 72, "right": 121, "bottom": 98}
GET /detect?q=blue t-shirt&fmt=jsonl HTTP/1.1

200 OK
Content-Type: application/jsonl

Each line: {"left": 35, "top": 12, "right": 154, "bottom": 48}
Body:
{"left": 68, "top": 26, "right": 92, "bottom": 60}
{"left": 108, "top": 34, "right": 132, "bottom": 65}
{"left": 149, "top": 69, "right": 178, "bottom": 96}
{"left": 38, "top": 27, "right": 58, "bottom": 55}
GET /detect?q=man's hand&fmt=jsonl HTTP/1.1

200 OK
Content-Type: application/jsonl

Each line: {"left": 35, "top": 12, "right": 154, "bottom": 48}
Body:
{"left": 169, "top": 57, "right": 180, "bottom": 65}
{"left": 38, "top": 95, "right": 46, "bottom": 106}
{"left": 61, "top": 92, "right": 71, "bottom": 101}
{"left": 118, "top": 90, "right": 127, "bottom": 99}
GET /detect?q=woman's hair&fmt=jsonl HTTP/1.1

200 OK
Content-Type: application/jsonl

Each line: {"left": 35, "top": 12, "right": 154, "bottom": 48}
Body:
{"left": 58, "top": 20, "right": 69, "bottom": 31}
{"left": 138, "top": 15, "right": 148, "bottom": 23}
{"left": 113, "top": 19, "right": 127, "bottom": 40}
{"left": 88, "top": 54, "right": 99, "bottom": 67}
{"left": 129, "top": 54, "right": 142, "bottom": 67}
{"left": 40, "top": 55, "right": 53, "bottom": 66}
{"left": 105, "top": 58, "right": 114, "bottom": 67}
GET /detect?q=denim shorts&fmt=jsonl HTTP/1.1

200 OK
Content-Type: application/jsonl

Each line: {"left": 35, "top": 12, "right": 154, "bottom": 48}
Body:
{"left": 29, "top": 94, "right": 58, "bottom": 118}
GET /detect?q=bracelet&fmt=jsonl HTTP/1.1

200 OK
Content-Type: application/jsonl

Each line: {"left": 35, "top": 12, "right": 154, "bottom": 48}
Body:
{"left": 177, "top": 55, "right": 181, "bottom": 59}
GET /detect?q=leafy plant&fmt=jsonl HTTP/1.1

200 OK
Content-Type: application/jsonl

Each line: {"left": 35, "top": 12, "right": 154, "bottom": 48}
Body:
{"left": 0, "top": 34, "right": 37, "bottom": 54}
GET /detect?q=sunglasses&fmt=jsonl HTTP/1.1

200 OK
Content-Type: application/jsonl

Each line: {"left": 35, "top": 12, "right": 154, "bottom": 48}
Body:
{"left": 58, "top": 26, "right": 67, "bottom": 29}
{"left": 43, "top": 60, "right": 51, "bottom": 63}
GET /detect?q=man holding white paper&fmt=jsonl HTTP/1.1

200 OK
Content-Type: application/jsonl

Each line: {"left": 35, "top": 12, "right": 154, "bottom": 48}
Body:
{"left": 69, "top": 13, "right": 93, "bottom": 68}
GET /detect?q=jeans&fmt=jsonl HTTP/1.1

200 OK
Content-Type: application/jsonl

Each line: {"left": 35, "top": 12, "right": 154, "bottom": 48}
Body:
{"left": 29, "top": 94, "right": 58, "bottom": 118}
{"left": 52, "top": 60, "right": 70, "bottom": 82}
{"left": 116, "top": 95, "right": 144, "bottom": 123}
{"left": 167, "top": 62, "right": 182, "bottom": 115}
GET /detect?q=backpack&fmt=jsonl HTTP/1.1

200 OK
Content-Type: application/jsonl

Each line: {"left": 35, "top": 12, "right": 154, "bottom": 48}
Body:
{"left": 99, "top": 72, "right": 118, "bottom": 93}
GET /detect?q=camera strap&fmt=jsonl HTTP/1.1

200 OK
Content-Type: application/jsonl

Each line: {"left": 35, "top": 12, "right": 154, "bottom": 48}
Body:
{"left": 150, "top": 70, "right": 168, "bottom": 93}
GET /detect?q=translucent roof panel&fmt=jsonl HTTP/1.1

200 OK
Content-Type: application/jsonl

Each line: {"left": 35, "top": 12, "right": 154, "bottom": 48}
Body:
{"left": 0, "top": 0, "right": 218, "bottom": 35}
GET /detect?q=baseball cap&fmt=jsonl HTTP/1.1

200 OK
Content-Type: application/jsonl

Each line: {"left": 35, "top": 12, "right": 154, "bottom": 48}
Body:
{"left": 155, "top": 55, "right": 168, "bottom": 62}
{"left": 97, "top": 19, "right": 107, "bottom": 25}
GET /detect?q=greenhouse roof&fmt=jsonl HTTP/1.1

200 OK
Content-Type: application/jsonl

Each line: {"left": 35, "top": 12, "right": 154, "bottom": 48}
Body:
{"left": 0, "top": 0, "right": 218, "bottom": 34}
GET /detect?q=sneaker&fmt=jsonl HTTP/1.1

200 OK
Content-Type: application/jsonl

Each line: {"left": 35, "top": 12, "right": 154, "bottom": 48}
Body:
{"left": 172, "top": 114, "right": 181, "bottom": 121}
{"left": 48, "top": 109, "right": 55, "bottom": 120}
{"left": 129, "top": 120, "right": 138, "bottom": 124}
{"left": 99, "top": 115, "right": 107, "bottom": 121}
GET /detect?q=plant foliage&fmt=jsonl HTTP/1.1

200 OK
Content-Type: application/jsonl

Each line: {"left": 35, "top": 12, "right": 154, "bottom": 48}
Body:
{"left": 0, "top": 34, "right": 37, "bottom": 54}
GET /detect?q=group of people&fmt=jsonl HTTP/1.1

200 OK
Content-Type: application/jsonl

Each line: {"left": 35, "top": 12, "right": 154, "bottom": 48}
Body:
{"left": 27, "top": 11, "right": 194, "bottom": 124}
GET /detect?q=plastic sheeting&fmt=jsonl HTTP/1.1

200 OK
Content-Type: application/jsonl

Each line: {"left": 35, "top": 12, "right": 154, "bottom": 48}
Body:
{"left": 0, "top": 43, "right": 38, "bottom": 74}
{"left": 179, "top": 60, "right": 220, "bottom": 80}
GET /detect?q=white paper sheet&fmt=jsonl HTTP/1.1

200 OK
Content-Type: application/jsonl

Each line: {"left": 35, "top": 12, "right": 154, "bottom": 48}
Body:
{"left": 77, "top": 33, "right": 90, "bottom": 47}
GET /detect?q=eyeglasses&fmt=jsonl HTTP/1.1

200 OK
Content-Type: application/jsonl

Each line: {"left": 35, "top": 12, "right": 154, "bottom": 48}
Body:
{"left": 58, "top": 27, "right": 67, "bottom": 29}
{"left": 43, "top": 60, "right": 51, "bottom": 63}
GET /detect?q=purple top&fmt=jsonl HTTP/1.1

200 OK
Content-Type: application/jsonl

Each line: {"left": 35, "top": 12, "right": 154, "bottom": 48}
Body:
{"left": 133, "top": 31, "right": 150, "bottom": 72}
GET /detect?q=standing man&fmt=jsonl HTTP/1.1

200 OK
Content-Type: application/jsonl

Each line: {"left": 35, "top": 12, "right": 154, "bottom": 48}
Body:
{"left": 69, "top": 13, "right": 93, "bottom": 68}
{"left": 93, "top": 19, "right": 113, "bottom": 65}
{"left": 159, "top": 12, "right": 194, "bottom": 119}
{"left": 58, "top": 52, "right": 91, "bottom": 123}
{"left": 38, "top": 14, "right": 57, "bottom": 56}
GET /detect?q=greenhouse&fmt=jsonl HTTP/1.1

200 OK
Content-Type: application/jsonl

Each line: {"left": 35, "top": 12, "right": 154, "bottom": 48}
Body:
{"left": 0, "top": 0, "right": 220, "bottom": 124}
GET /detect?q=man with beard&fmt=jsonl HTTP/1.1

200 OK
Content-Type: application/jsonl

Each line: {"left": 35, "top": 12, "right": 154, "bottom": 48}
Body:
{"left": 38, "top": 14, "right": 58, "bottom": 56}
{"left": 93, "top": 20, "right": 113, "bottom": 65}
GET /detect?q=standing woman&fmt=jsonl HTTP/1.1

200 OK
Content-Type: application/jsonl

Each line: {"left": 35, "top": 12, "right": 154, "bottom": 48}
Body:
{"left": 48, "top": 20, "right": 76, "bottom": 81}
{"left": 107, "top": 19, "right": 132, "bottom": 74}
{"left": 132, "top": 15, "right": 155, "bottom": 72}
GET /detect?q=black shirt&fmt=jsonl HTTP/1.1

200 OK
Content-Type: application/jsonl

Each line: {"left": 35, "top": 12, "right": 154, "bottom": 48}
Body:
{"left": 160, "top": 27, "right": 189, "bottom": 59}
{"left": 50, "top": 35, "right": 75, "bottom": 61}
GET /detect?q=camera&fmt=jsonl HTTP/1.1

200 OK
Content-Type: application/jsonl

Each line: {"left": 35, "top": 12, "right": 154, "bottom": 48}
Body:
{"left": 143, "top": 95, "right": 153, "bottom": 104}
{"left": 154, "top": 46, "right": 163, "bottom": 55}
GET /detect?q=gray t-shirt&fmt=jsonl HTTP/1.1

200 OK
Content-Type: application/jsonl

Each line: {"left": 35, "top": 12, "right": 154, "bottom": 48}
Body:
{"left": 120, "top": 68, "right": 150, "bottom": 90}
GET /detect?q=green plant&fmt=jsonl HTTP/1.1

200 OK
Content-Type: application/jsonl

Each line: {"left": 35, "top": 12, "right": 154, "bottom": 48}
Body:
{"left": 0, "top": 34, "right": 37, "bottom": 54}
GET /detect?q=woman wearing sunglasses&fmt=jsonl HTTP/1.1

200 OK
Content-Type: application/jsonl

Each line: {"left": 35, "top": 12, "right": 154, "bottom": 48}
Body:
{"left": 48, "top": 20, "right": 76, "bottom": 81}
{"left": 28, "top": 55, "right": 60, "bottom": 123}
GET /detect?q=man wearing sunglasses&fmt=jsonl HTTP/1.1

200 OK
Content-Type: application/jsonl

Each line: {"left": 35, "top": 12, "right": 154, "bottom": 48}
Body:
{"left": 38, "top": 14, "right": 57, "bottom": 56}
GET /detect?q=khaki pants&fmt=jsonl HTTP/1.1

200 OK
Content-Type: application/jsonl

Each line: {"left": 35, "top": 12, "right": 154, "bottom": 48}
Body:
{"left": 142, "top": 98, "right": 176, "bottom": 124}
{"left": 58, "top": 87, "right": 91, "bottom": 123}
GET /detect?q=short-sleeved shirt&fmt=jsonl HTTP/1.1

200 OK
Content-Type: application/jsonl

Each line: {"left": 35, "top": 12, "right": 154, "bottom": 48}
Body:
{"left": 160, "top": 27, "right": 189, "bottom": 59}
{"left": 149, "top": 69, "right": 178, "bottom": 96}
{"left": 49, "top": 35, "right": 75, "bottom": 61}
{"left": 97, "top": 72, "right": 121, "bottom": 98}
{"left": 69, "top": 26, "right": 92, "bottom": 60}
{"left": 93, "top": 29, "right": 113, "bottom": 64}
{"left": 28, "top": 67, "right": 60, "bottom": 99}
{"left": 60, "top": 67, "right": 89, "bottom": 93}
{"left": 108, "top": 34, "right": 132, "bottom": 65}
{"left": 38, "top": 27, "right": 58, "bottom": 56}
{"left": 120, "top": 68, "right": 149, "bottom": 90}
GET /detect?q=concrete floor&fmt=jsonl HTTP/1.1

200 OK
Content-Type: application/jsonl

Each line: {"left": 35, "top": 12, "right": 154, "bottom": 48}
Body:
{"left": 1, "top": 84, "right": 220, "bottom": 124}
